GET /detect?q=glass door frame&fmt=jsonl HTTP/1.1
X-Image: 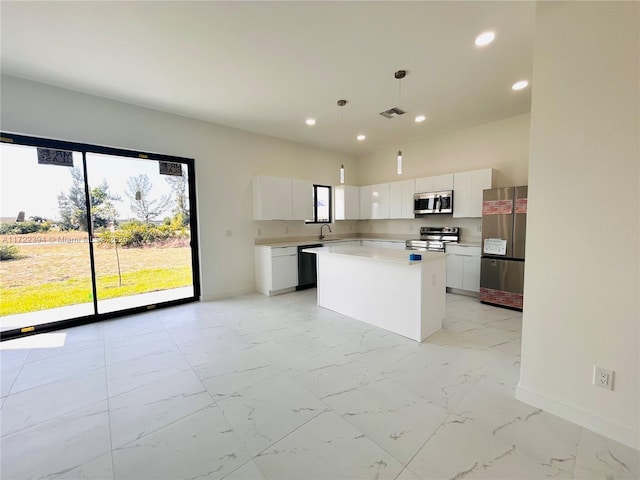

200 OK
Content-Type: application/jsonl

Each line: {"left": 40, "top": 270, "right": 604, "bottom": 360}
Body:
{"left": 0, "top": 132, "right": 201, "bottom": 341}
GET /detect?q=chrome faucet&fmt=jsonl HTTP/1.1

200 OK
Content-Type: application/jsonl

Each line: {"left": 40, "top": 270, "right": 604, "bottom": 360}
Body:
{"left": 319, "top": 223, "right": 332, "bottom": 240}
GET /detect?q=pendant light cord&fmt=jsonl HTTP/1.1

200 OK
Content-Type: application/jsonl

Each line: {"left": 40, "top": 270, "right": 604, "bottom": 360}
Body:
{"left": 394, "top": 70, "right": 406, "bottom": 175}
{"left": 337, "top": 99, "right": 347, "bottom": 183}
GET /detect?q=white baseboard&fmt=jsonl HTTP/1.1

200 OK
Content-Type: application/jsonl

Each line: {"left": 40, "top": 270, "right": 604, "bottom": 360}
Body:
{"left": 516, "top": 384, "right": 639, "bottom": 451}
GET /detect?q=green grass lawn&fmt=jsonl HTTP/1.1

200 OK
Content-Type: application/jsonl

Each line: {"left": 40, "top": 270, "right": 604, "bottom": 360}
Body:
{"left": 1, "top": 266, "right": 192, "bottom": 316}
{"left": 1, "top": 242, "right": 194, "bottom": 316}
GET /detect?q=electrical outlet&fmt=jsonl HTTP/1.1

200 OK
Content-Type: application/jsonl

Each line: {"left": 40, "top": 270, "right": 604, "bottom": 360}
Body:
{"left": 257, "top": 228, "right": 262, "bottom": 236}
{"left": 225, "top": 230, "right": 232, "bottom": 237}
{"left": 285, "top": 227, "right": 289, "bottom": 234}
{"left": 593, "top": 366, "right": 614, "bottom": 390}
{"left": 476, "top": 224, "right": 482, "bottom": 233}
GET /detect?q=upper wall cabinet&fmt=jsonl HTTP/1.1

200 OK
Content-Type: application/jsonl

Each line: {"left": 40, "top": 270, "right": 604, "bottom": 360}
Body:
{"left": 253, "top": 176, "right": 313, "bottom": 220}
{"left": 389, "top": 179, "right": 415, "bottom": 219}
{"left": 359, "top": 185, "right": 372, "bottom": 220}
{"left": 415, "top": 173, "right": 453, "bottom": 193}
{"left": 453, "top": 168, "right": 494, "bottom": 218}
{"left": 334, "top": 185, "right": 360, "bottom": 220}
{"left": 370, "top": 183, "right": 390, "bottom": 219}
{"left": 253, "top": 176, "right": 292, "bottom": 220}
{"left": 291, "top": 179, "right": 313, "bottom": 220}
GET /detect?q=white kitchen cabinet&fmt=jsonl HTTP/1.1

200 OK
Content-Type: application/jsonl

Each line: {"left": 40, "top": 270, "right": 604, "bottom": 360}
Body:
{"left": 389, "top": 179, "right": 415, "bottom": 219}
{"left": 415, "top": 174, "right": 453, "bottom": 194}
{"left": 253, "top": 176, "right": 315, "bottom": 221}
{"left": 446, "top": 253, "right": 464, "bottom": 289}
{"left": 253, "top": 176, "right": 293, "bottom": 220}
{"left": 432, "top": 174, "right": 454, "bottom": 191}
{"left": 359, "top": 185, "right": 371, "bottom": 220}
{"left": 292, "top": 179, "right": 313, "bottom": 220}
{"left": 414, "top": 176, "right": 431, "bottom": 193}
{"left": 334, "top": 185, "right": 360, "bottom": 220}
{"left": 255, "top": 246, "right": 298, "bottom": 295}
{"left": 452, "top": 171, "right": 472, "bottom": 218}
{"left": 370, "top": 183, "right": 390, "bottom": 219}
{"left": 453, "top": 168, "right": 494, "bottom": 218}
{"left": 462, "top": 255, "right": 481, "bottom": 292}
{"left": 389, "top": 182, "right": 402, "bottom": 218}
{"left": 445, "top": 244, "right": 482, "bottom": 293}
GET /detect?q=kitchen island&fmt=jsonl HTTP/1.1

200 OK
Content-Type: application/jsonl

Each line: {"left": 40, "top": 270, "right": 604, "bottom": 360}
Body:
{"left": 302, "top": 245, "right": 446, "bottom": 342}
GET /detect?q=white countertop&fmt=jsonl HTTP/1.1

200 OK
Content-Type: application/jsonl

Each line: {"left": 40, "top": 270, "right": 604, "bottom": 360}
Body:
{"left": 302, "top": 245, "right": 445, "bottom": 265}
{"left": 256, "top": 238, "right": 480, "bottom": 249}
{"left": 256, "top": 237, "right": 407, "bottom": 248}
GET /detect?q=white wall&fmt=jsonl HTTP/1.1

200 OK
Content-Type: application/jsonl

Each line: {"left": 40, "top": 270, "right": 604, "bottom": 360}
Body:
{"left": 0, "top": 75, "right": 356, "bottom": 300}
{"left": 518, "top": 2, "right": 639, "bottom": 449}
{"left": 354, "top": 113, "right": 530, "bottom": 187}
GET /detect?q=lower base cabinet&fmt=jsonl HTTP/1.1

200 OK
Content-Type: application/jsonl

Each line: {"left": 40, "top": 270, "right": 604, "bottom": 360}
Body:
{"left": 446, "top": 245, "right": 481, "bottom": 293}
{"left": 255, "top": 246, "right": 298, "bottom": 295}
{"left": 255, "top": 240, "right": 409, "bottom": 296}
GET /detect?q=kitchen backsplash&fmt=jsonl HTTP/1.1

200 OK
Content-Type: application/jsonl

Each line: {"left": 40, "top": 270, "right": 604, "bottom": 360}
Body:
{"left": 255, "top": 219, "right": 359, "bottom": 243}
{"left": 358, "top": 217, "right": 482, "bottom": 244}
{"left": 255, "top": 217, "right": 482, "bottom": 245}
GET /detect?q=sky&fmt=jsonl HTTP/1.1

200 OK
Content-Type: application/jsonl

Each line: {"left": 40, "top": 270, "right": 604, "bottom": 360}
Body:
{"left": 0, "top": 143, "right": 182, "bottom": 222}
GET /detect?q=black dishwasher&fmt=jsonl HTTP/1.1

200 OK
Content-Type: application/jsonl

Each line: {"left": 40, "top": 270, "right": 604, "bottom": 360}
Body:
{"left": 296, "top": 244, "right": 322, "bottom": 290}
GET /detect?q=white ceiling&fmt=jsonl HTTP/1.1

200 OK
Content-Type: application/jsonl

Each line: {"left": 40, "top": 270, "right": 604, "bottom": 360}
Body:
{"left": 1, "top": 1, "right": 535, "bottom": 156}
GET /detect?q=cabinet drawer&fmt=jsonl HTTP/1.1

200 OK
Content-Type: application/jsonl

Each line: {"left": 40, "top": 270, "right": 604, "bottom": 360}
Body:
{"left": 272, "top": 254, "right": 298, "bottom": 290}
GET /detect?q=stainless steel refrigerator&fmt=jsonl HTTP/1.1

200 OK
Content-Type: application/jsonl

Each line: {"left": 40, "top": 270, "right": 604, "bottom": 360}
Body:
{"left": 480, "top": 186, "right": 527, "bottom": 310}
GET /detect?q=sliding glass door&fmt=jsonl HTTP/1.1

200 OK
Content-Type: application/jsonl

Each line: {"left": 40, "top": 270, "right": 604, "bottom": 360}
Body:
{"left": 86, "top": 153, "right": 194, "bottom": 313}
{"left": 0, "top": 134, "right": 199, "bottom": 339}
{"left": 0, "top": 143, "right": 94, "bottom": 332}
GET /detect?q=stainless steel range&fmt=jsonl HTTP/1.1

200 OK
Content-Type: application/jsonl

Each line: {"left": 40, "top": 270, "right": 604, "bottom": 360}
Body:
{"left": 406, "top": 226, "right": 459, "bottom": 252}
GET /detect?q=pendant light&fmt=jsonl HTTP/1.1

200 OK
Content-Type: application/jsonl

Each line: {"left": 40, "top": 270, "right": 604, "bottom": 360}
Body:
{"left": 395, "top": 70, "right": 406, "bottom": 175}
{"left": 337, "top": 99, "right": 347, "bottom": 184}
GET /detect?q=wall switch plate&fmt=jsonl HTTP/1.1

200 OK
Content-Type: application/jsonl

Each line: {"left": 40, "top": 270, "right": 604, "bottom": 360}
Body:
{"left": 257, "top": 228, "right": 262, "bottom": 236}
{"left": 593, "top": 366, "right": 614, "bottom": 390}
{"left": 285, "top": 227, "right": 289, "bottom": 233}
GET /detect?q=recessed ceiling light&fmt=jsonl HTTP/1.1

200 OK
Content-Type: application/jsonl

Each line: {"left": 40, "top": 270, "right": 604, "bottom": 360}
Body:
{"left": 512, "top": 80, "right": 529, "bottom": 91}
{"left": 475, "top": 31, "right": 495, "bottom": 47}
{"left": 305, "top": 118, "right": 316, "bottom": 126}
{"left": 356, "top": 134, "right": 366, "bottom": 141}
{"left": 415, "top": 115, "right": 427, "bottom": 123}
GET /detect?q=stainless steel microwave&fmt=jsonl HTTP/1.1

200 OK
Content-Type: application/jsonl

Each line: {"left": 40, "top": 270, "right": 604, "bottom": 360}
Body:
{"left": 414, "top": 190, "right": 453, "bottom": 215}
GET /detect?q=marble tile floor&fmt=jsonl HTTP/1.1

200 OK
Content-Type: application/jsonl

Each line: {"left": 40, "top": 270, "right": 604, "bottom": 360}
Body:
{"left": 1, "top": 291, "right": 638, "bottom": 480}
